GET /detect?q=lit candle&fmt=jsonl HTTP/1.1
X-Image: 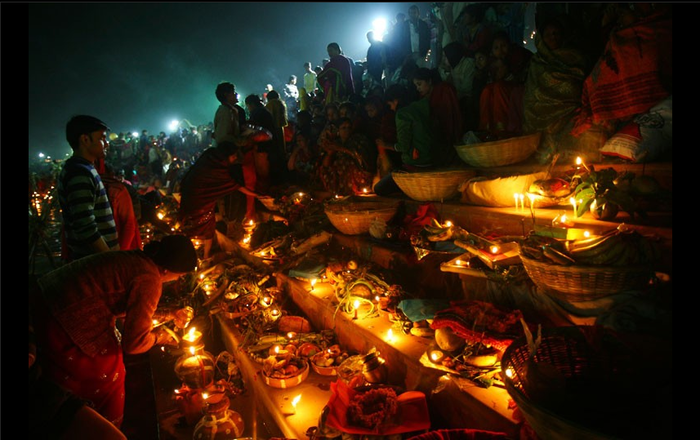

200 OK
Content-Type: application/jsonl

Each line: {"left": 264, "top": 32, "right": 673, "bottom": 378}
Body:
{"left": 576, "top": 156, "right": 591, "bottom": 172}
{"left": 444, "top": 220, "right": 453, "bottom": 227}
{"left": 286, "top": 332, "right": 297, "bottom": 341}
{"left": 386, "top": 328, "right": 395, "bottom": 343}
{"left": 310, "top": 278, "right": 317, "bottom": 291}
{"left": 270, "top": 345, "right": 289, "bottom": 356}
{"left": 353, "top": 299, "right": 360, "bottom": 320}
{"left": 583, "top": 230, "right": 591, "bottom": 238}
{"left": 519, "top": 194, "right": 525, "bottom": 212}
{"left": 570, "top": 197, "right": 578, "bottom": 218}
{"left": 182, "top": 327, "right": 202, "bottom": 346}
{"left": 489, "top": 245, "right": 500, "bottom": 255}
{"left": 527, "top": 193, "right": 537, "bottom": 226}
{"left": 281, "top": 394, "right": 302, "bottom": 416}
{"left": 291, "top": 394, "right": 301, "bottom": 412}
{"left": 429, "top": 349, "right": 444, "bottom": 363}
{"left": 514, "top": 193, "right": 519, "bottom": 210}
{"left": 559, "top": 214, "right": 574, "bottom": 227}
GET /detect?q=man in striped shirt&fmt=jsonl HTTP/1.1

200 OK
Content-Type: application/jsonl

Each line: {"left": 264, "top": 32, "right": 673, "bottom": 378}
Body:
{"left": 59, "top": 115, "right": 119, "bottom": 261}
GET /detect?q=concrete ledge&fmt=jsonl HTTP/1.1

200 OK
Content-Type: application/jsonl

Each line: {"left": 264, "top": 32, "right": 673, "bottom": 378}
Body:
{"left": 275, "top": 272, "right": 522, "bottom": 438}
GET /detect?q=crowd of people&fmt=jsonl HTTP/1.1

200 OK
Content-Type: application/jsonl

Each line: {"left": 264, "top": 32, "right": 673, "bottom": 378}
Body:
{"left": 28, "top": 3, "right": 672, "bottom": 438}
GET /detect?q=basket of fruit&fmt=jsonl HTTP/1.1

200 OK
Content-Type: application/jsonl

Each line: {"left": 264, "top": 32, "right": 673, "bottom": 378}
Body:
{"left": 261, "top": 354, "right": 309, "bottom": 389}
{"left": 310, "top": 344, "right": 351, "bottom": 376}
{"left": 519, "top": 226, "right": 660, "bottom": 300}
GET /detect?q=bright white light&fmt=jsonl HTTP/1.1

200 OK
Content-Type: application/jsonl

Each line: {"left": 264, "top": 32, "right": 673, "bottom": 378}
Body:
{"left": 132, "top": 132, "right": 139, "bottom": 138}
{"left": 169, "top": 120, "right": 180, "bottom": 132}
{"left": 372, "top": 17, "right": 388, "bottom": 41}
{"left": 38, "top": 152, "right": 45, "bottom": 158}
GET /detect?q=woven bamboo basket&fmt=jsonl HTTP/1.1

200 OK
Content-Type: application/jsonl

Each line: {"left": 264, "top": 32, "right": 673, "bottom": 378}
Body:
{"left": 455, "top": 132, "right": 541, "bottom": 168}
{"left": 520, "top": 253, "right": 653, "bottom": 301}
{"left": 501, "top": 326, "right": 672, "bottom": 440}
{"left": 324, "top": 201, "right": 399, "bottom": 235}
{"left": 392, "top": 169, "right": 476, "bottom": 202}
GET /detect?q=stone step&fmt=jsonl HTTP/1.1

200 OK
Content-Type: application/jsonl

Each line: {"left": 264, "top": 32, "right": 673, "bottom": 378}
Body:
{"left": 275, "top": 272, "right": 522, "bottom": 438}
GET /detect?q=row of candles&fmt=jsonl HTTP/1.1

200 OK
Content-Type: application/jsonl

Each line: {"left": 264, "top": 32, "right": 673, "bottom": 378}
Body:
{"left": 513, "top": 192, "right": 585, "bottom": 220}
{"left": 513, "top": 157, "right": 593, "bottom": 219}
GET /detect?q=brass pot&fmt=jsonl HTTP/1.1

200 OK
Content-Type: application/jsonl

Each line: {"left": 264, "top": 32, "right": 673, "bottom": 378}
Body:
{"left": 361, "top": 352, "right": 387, "bottom": 384}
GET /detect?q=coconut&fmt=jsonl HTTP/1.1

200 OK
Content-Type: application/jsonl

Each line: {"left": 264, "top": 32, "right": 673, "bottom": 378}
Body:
{"left": 435, "top": 327, "right": 465, "bottom": 352}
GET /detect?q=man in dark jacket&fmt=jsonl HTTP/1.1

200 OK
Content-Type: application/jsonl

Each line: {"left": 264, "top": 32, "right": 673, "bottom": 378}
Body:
{"left": 392, "top": 5, "right": 431, "bottom": 69}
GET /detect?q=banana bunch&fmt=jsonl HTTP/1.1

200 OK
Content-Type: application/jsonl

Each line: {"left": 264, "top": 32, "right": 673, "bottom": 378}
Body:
{"left": 564, "top": 227, "right": 661, "bottom": 266}
{"left": 520, "top": 234, "right": 574, "bottom": 265}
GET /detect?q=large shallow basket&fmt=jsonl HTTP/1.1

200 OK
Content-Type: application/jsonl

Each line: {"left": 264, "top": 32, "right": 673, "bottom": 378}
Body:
{"left": 520, "top": 253, "right": 653, "bottom": 301}
{"left": 455, "top": 132, "right": 541, "bottom": 168}
{"left": 325, "top": 201, "right": 399, "bottom": 235}
{"left": 501, "top": 326, "right": 671, "bottom": 440}
{"left": 392, "top": 169, "right": 476, "bottom": 202}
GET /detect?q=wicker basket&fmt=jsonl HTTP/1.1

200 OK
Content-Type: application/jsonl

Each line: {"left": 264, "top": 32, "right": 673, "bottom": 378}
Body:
{"left": 392, "top": 169, "right": 476, "bottom": 202}
{"left": 520, "top": 254, "right": 653, "bottom": 301}
{"left": 501, "top": 326, "right": 672, "bottom": 440}
{"left": 324, "top": 201, "right": 399, "bottom": 235}
{"left": 455, "top": 132, "right": 541, "bottom": 168}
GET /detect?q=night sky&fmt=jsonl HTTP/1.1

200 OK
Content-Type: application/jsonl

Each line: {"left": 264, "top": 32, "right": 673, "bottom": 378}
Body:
{"left": 28, "top": 2, "right": 433, "bottom": 161}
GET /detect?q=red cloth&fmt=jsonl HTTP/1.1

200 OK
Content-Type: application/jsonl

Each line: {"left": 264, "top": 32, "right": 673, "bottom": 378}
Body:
{"left": 430, "top": 300, "right": 525, "bottom": 352}
{"left": 32, "top": 296, "right": 126, "bottom": 427}
{"left": 102, "top": 175, "right": 142, "bottom": 251}
{"left": 572, "top": 10, "right": 672, "bottom": 136}
{"left": 400, "top": 203, "right": 440, "bottom": 240}
{"left": 179, "top": 147, "right": 244, "bottom": 239}
{"left": 479, "top": 80, "right": 524, "bottom": 135}
{"left": 29, "top": 252, "right": 166, "bottom": 428}
{"left": 324, "top": 380, "right": 431, "bottom": 435}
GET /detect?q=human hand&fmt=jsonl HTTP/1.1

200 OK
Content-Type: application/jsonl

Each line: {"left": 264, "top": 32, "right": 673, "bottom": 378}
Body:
{"left": 154, "top": 326, "right": 179, "bottom": 347}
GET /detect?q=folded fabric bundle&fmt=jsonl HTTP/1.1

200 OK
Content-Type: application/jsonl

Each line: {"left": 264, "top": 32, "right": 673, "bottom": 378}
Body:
{"left": 430, "top": 300, "right": 525, "bottom": 352}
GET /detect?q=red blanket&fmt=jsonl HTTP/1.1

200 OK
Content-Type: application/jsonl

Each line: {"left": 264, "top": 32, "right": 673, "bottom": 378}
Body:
{"left": 572, "top": 10, "right": 672, "bottom": 136}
